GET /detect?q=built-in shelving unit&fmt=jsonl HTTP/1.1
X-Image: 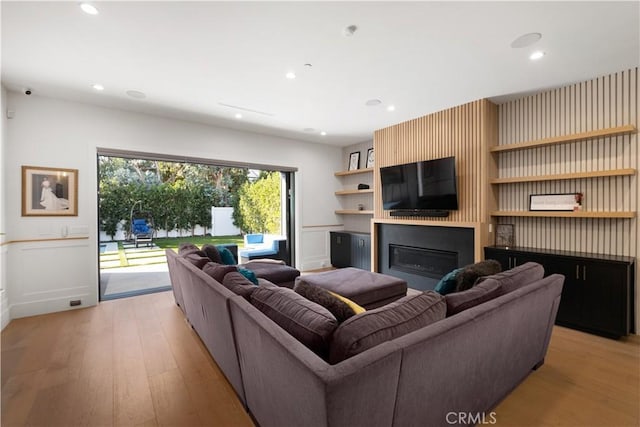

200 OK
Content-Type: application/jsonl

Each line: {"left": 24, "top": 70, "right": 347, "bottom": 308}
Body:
{"left": 490, "top": 125, "right": 636, "bottom": 153}
{"left": 335, "top": 189, "right": 374, "bottom": 196}
{"left": 335, "top": 209, "right": 374, "bottom": 215}
{"left": 335, "top": 167, "right": 373, "bottom": 216}
{"left": 334, "top": 168, "right": 374, "bottom": 177}
{"left": 491, "top": 211, "right": 636, "bottom": 219}
{"left": 490, "top": 168, "right": 636, "bottom": 184}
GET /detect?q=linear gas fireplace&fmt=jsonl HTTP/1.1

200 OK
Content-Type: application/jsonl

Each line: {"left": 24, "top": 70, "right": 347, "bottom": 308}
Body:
{"left": 389, "top": 245, "right": 458, "bottom": 280}
{"left": 378, "top": 223, "right": 474, "bottom": 291}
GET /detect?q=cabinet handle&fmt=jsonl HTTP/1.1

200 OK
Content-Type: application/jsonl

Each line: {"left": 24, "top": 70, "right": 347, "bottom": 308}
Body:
{"left": 576, "top": 265, "right": 580, "bottom": 280}
{"left": 583, "top": 266, "right": 587, "bottom": 281}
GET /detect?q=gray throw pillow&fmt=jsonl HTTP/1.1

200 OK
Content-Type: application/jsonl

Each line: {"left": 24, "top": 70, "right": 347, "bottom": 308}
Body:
{"left": 329, "top": 291, "right": 446, "bottom": 364}
{"left": 445, "top": 277, "right": 502, "bottom": 316}
{"left": 201, "top": 244, "right": 223, "bottom": 264}
{"left": 251, "top": 287, "right": 338, "bottom": 359}
{"left": 455, "top": 259, "right": 502, "bottom": 292}
{"left": 294, "top": 281, "right": 356, "bottom": 323}
{"left": 222, "top": 271, "right": 257, "bottom": 300}
{"left": 202, "top": 262, "right": 237, "bottom": 282}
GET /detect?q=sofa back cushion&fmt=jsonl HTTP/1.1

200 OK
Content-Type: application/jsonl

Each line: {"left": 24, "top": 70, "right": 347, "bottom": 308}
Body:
{"left": 202, "top": 262, "right": 238, "bottom": 282}
{"left": 201, "top": 244, "right": 223, "bottom": 264}
{"left": 178, "top": 243, "right": 201, "bottom": 256}
{"left": 329, "top": 291, "right": 446, "bottom": 364}
{"left": 184, "top": 253, "right": 210, "bottom": 269}
{"left": 489, "top": 262, "right": 545, "bottom": 295}
{"left": 293, "top": 281, "right": 356, "bottom": 323}
{"left": 445, "top": 278, "right": 502, "bottom": 316}
{"left": 222, "top": 271, "right": 257, "bottom": 300}
{"left": 251, "top": 287, "right": 338, "bottom": 358}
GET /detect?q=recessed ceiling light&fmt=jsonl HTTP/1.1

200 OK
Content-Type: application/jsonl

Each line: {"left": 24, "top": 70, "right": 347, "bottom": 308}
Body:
{"left": 126, "top": 90, "right": 146, "bottom": 99}
{"left": 387, "top": 105, "right": 396, "bottom": 112}
{"left": 80, "top": 2, "right": 99, "bottom": 15}
{"left": 529, "top": 51, "right": 545, "bottom": 61}
{"left": 304, "top": 63, "right": 313, "bottom": 68}
{"left": 303, "top": 128, "right": 315, "bottom": 132}
{"left": 343, "top": 25, "right": 358, "bottom": 37}
{"left": 92, "top": 84, "right": 104, "bottom": 91}
{"left": 511, "top": 32, "right": 542, "bottom": 48}
{"left": 235, "top": 113, "right": 242, "bottom": 119}
{"left": 365, "top": 99, "right": 382, "bottom": 107}
{"left": 286, "top": 72, "right": 296, "bottom": 79}
{"left": 320, "top": 131, "right": 327, "bottom": 136}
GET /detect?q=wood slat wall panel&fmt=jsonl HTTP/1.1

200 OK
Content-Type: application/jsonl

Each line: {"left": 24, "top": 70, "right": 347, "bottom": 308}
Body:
{"left": 496, "top": 68, "right": 638, "bottom": 258}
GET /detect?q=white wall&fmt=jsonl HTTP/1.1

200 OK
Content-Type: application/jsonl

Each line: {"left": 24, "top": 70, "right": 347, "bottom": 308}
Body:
{"left": 1, "top": 85, "right": 9, "bottom": 329}
{"left": 211, "top": 207, "right": 241, "bottom": 236}
{"left": 4, "top": 91, "right": 343, "bottom": 320}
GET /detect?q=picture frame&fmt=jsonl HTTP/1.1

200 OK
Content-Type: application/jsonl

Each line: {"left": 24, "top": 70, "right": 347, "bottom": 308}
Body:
{"left": 529, "top": 193, "right": 581, "bottom": 211}
{"left": 366, "top": 148, "right": 375, "bottom": 168}
{"left": 348, "top": 151, "right": 360, "bottom": 171}
{"left": 22, "top": 165, "right": 78, "bottom": 216}
{"left": 495, "top": 224, "right": 514, "bottom": 247}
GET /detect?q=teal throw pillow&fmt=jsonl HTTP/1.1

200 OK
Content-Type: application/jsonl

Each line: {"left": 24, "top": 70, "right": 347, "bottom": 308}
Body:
{"left": 237, "top": 267, "right": 258, "bottom": 285}
{"left": 434, "top": 268, "right": 462, "bottom": 295}
{"left": 218, "top": 246, "right": 237, "bottom": 266}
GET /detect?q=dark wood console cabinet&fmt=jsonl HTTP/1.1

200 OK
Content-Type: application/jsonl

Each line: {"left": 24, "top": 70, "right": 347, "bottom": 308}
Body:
{"left": 485, "top": 246, "right": 635, "bottom": 338}
{"left": 330, "top": 231, "right": 371, "bottom": 271}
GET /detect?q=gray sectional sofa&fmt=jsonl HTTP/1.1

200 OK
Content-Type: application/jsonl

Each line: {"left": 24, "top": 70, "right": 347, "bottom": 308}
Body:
{"left": 166, "top": 249, "right": 564, "bottom": 427}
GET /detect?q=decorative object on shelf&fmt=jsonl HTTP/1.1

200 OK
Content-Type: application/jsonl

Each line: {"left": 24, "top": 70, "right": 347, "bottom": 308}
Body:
{"left": 357, "top": 183, "right": 370, "bottom": 190}
{"left": 529, "top": 193, "right": 580, "bottom": 211}
{"left": 495, "top": 224, "right": 514, "bottom": 247}
{"left": 348, "top": 151, "right": 360, "bottom": 171}
{"left": 366, "top": 148, "right": 375, "bottom": 168}
{"left": 574, "top": 192, "right": 583, "bottom": 211}
{"left": 22, "top": 165, "right": 78, "bottom": 216}
{"left": 357, "top": 204, "right": 364, "bottom": 211}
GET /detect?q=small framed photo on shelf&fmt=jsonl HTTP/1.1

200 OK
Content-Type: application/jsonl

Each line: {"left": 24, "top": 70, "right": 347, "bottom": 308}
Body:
{"left": 529, "top": 193, "right": 582, "bottom": 211}
{"left": 495, "top": 224, "right": 514, "bottom": 247}
{"left": 366, "top": 148, "right": 375, "bottom": 168}
{"left": 348, "top": 151, "right": 361, "bottom": 171}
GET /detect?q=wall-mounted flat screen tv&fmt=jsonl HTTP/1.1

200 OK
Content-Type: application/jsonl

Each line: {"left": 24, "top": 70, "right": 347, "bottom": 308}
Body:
{"left": 380, "top": 156, "right": 459, "bottom": 211}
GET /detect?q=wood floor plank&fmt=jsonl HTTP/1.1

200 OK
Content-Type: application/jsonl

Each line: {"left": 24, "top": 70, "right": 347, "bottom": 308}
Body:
{"left": 147, "top": 368, "right": 203, "bottom": 427}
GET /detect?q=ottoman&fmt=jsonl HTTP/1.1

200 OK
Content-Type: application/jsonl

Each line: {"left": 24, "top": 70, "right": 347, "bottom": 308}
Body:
{"left": 241, "top": 261, "right": 300, "bottom": 288}
{"left": 297, "top": 267, "right": 408, "bottom": 309}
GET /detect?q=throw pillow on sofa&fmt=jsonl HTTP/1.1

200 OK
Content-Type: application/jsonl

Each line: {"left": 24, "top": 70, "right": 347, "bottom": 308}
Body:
{"left": 202, "top": 262, "right": 238, "bottom": 282}
{"left": 328, "top": 292, "right": 366, "bottom": 315}
{"left": 178, "top": 243, "right": 201, "bottom": 257}
{"left": 218, "top": 246, "right": 237, "bottom": 266}
{"left": 445, "top": 277, "right": 503, "bottom": 316}
{"left": 455, "top": 259, "right": 501, "bottom": 292}
{"left": 222, "top": 271, "right": 257, "bottom": 300}
{"left": 294, "top": 281, "right": 356, "bottom": 323}
{"left": 434, "top": 268, "right": 462, "bottom": 295}
{"left": 251, "top": 286, "right": 338, "bottom": 359}
{"left": 329, "top": 291, "right": 446, "bottom": 364}
{"left": 184, "top": 253, "right": 210, "bottom": 269}
{"left": 237, "top": 267, "right": 259, "bottom": 285}
{"left": 201, "top": 244, "right": 223, "bottom": 264}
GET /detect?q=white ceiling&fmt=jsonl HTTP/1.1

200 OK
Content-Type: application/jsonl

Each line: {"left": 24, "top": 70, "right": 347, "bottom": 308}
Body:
{"left": 2, "top": 1, "right": 639, "bottom": 146}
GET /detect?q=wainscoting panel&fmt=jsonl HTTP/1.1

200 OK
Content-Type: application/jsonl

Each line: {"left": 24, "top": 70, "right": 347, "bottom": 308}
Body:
{"left": 299, "top": 225, "right": 343, "bottom": 271}
{"left": 496, "top": 68, "right": 638, "bottom": 258}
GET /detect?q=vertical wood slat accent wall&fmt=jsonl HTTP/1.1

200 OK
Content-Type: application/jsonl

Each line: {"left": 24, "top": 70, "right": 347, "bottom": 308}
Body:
{"left": 497, "top": 68, "right": 638, "bottom": 258}
{"left": 373, "top": 99, "right": 498, "bottom": 227}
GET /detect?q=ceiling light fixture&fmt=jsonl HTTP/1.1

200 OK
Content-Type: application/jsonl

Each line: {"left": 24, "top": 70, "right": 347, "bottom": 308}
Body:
{"left": 529, "top": 50, "right": 545, "bottom": 61}
{"left": 285, "top": 72, "right": 296, "bottom": 79}
{"left": 387, "top": 105, "right": 396, "bottom": 112}
{"left": 92, "top": 83, "right": 104, "bottom": 91}
{"left": 343, "top": 25, "right": 358, "bottom": 37}
{"left": 80, "top": 2, "right": 99, "bottom": 15}
{"left": 365, "top": 99, "right": 382, "bottom": 106}
{"left": 320, "top": 131, "right": 327, "bottom": 136}
{"left": 511, "top": 32, "right": 542, "bottom": 48}
{"left": 126, "top": 90, "right": 146, "bottom": 99}
{"left": 235, "top": 113, "right": 242, "bottom": 119}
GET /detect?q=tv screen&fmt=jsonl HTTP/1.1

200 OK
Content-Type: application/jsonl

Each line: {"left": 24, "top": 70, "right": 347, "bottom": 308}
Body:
{"left": 381, "top": 156, "right": 458, "bottom": 211}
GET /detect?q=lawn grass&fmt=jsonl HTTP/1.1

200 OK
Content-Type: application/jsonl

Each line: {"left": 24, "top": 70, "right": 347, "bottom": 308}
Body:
{"left": 153, "top": 235, "right": 245, "bottom": 252}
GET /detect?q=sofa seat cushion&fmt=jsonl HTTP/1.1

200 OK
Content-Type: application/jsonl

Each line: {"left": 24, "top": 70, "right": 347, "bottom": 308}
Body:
{"left": 251, "top": 287, "right": 338, "bottom": 358}
{"left": 294, "top": 281, "right": 356, "bottom": 323}
{"left": 490, "top": 262, "right": 545, "bottom": 295}
{"left": 297, "top": 268, "right": 407, "bottom": 308}
{"left": 455, "top": 260, "right": 502, "bottom": 292}
{"left": 445, "top": 278, "right": 502, "bottom": 316}
{"left": 241, "top": 262, "right": 300, "bottom": 287}
{"left": 202, "top": 262, "right": 237, "bottom": 282}
{"left": 329, "top": 291, "right": 446, "bottom": 364}
{"left": 222, "top": 271, "right": 257, "bottom": 300}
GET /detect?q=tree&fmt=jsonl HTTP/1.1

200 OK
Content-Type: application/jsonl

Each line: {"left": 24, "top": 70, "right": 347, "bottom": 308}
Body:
{"left": 232, "top": 172, "right": 281, "bottom": 234}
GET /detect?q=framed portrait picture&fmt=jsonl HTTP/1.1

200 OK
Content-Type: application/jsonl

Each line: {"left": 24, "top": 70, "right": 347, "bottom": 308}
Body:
{"left": 529, "top": 193, "right": 580, "bottom": 211}
{"left": 22, "top": 165, "right": 78, "bottom": 216}
{"left": 348, "top": 151, "right": 360, "bottom": 171}
{"left": 366, "top": 148, "right": 375, "bottom": 168}
{"left": 495, "top": 224, "right": 514, "bottom": 247}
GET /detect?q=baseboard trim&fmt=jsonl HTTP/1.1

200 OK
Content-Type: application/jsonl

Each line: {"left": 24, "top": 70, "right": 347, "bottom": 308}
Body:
{"left": 9, "top": 292, "right": 97, "bottom": 320}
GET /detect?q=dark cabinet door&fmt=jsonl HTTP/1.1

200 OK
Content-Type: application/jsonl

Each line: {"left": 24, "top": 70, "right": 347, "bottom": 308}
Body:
{"left": 543, "top": 256, "right": 583, "bottom": 326}
{"left": 330, "top": 232, "right": 351, "bottom": 268}
{"left": 484, "top": 247, "right": 511, "bottom": 270}
{"left": 351, "top": 233, "right": 371, "bottom": 271}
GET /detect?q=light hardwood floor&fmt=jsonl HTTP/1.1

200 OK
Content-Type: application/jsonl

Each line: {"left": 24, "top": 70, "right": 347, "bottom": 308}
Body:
{"left": 2, "top": 291, "right": 639, "bottom": 426}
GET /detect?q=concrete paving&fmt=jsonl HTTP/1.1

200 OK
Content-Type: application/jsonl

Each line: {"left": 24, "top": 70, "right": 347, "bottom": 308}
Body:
{"left": 100, "top": 263, "right": 171, "bottom": 296}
